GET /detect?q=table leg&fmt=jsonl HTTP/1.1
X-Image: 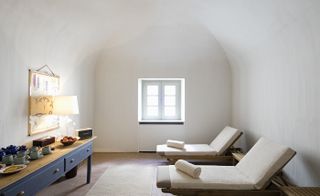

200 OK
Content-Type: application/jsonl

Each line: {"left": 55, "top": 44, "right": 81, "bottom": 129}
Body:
{"left": 87, "top": 155, "right": 92, "bottom": 184}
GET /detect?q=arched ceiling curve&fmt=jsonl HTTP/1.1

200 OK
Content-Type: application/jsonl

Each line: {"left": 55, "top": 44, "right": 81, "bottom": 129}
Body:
{"left": 1, "top": 0, "right": 319, "bottom": 71}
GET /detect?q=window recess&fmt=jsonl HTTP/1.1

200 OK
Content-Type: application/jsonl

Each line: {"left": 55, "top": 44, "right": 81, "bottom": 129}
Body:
{"left": 138, "top": 78, "right": 185, "bottom": 124}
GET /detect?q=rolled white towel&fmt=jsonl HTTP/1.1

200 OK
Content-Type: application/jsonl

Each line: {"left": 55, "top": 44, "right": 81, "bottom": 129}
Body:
{"left": 175, "top": 159, "right": 201, "bottom": 178}
{"left": 166, "top": 140, "right": 185, "bottom": 149}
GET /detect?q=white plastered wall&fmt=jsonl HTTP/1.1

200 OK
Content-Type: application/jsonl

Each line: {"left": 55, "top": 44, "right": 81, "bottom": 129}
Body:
{"left": 0, "top": 1, "right": 97, "bottom": 146}
{"left": 94, "top": 24, "right": 232, "bottom": 151}
{"left": 197, "top": 0, "right": 320, "bottom": 186}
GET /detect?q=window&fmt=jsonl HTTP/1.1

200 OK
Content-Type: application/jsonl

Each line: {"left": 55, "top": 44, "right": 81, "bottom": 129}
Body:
{"left": 138, "top": 78, "right": 185, "bottom": 124}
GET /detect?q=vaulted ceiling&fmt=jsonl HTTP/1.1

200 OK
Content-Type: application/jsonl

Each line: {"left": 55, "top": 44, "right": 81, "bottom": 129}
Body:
{"left": 1, "top": 0, "right": 319, "bottom": 71}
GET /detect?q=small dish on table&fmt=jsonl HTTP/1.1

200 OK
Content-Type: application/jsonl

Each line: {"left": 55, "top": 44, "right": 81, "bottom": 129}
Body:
{"left": 60, "top": 136, "right": 78, "bottom": 146}
{"left": 0, "top": 164, "right": 27, "bottom": 175}
{"left": 0, "top": 164, "right": 5, "bottom": 170}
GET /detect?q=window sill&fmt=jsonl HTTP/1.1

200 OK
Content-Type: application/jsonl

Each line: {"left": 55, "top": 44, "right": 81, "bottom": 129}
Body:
{"left": 139, "top": 120, "right": 184, "bottom": 125}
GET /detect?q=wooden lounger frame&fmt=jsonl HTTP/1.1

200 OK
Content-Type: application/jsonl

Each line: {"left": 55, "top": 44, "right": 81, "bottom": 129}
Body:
{"left": 162, "top": 188, "right": 282, "bottom": 196}
{"left": 160, "top": 151, "right": 296, "bottom": 196}
{"left": 160, "top": 132, "right": 243, "bottom": 164}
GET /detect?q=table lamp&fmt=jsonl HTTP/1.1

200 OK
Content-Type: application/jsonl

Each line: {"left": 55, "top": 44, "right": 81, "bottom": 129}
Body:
{"left": 52, "top": 96, "right": 79, "bottom": 136}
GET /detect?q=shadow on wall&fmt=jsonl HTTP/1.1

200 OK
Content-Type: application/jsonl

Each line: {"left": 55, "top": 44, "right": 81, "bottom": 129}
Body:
{"left": 238, "top": 131, "right": 257, "bottom": 152}
{"left": 292, "top": 152, "right": 320, "bottom": 186}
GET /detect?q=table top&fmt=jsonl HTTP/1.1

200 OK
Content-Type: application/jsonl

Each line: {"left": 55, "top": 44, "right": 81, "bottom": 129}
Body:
{"left": 0, "top": 136, "right": 96, "bottom": 190}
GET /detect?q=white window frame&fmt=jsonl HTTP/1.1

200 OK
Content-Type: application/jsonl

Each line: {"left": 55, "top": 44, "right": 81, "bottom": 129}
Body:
{"left": 138, "top": 78, "right": 185, "bottom": 124}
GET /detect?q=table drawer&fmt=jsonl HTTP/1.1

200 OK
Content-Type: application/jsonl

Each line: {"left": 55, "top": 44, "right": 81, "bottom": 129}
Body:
{"left": 65, "top": 143, "right": 92, "bottom": 172}
{"left": 2, "top": 159, "right": 64, "bottom": 196}
{"left": 81, "top": 143, "right": 93, "bottom": 159}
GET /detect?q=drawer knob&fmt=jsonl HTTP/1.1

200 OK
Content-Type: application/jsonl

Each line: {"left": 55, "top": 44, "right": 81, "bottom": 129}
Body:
{"left": 54, "top": 168, "right": 60, "bottom": 173}
{"left": 70, "top": 159, "right": 75, "bottom": 163}
{"left": 17, "top": 191, "right": 25, "bottom": 196}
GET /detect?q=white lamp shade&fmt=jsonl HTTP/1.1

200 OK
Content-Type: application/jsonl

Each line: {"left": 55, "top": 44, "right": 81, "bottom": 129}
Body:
{"left": 53, "top": 96, "right": 79, "bottom": 115}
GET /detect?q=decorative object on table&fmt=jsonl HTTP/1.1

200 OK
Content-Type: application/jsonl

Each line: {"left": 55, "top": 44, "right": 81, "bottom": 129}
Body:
{"left": 0, "top": 164, "right": 27, "bottom": 175}
{"left": 29, "top": 151, "right": 43, "bottom": 160}
{"left": 29, "top": 146, "right": 43, "bottom": 160}
{"left": 33, "top": 136, "right": 55, "bottom": 147}
{"left": 13, "top": 155, "right": 30, "bottom": 165}
{"left": 52, "top": 96, "right": 79, "bottom": 136}
{"left": 18, "top": 145, "right": 28, "bottom": 152}
{"left": 14, "top": 148, "right": 30, "bottom": 164}
{"left": 0, "top": 145, "right": 28, "bottom": 164}
{"left": 60, "top": 136, "right": 77, "bottom": 146}
{"left": 0, "top": 150, "right": 5, "bottom": 161}
{"left": 2, "top": 155, "right": 14, "bottom": 165}
{"left": 75, "top": 128, "right": 93, "bottom": 140}
{"left": 28, "top": 65, "right": 60, "bottom": 135}
{"left": 1, "top": 145, "right": 19, "bottom": 155}
{"left": 41, "top": 146, "right": 52, "bottom": 155}
{"left": 29, "top": 146, "right": 39, "bottom": 152}
{"left": 16, "top": 150, "right": 27, "bottom": 157}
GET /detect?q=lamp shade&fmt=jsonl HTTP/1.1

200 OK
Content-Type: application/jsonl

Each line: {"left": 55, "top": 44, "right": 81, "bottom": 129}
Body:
{"left": 52, "top": 96, "right": 79, "bottom": 115}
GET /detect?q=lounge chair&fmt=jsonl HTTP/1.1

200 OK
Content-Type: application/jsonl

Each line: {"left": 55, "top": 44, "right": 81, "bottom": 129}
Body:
{"left": 157, "top": 137, "right": 296, "bottom": 196}
{"left": 156, "top": 126, "right": 242, "bottom": 163}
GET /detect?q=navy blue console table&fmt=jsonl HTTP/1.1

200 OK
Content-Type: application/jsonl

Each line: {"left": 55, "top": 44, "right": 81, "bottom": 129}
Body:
{"left": 0, "top": 137, "right": 96, "bottom": 196}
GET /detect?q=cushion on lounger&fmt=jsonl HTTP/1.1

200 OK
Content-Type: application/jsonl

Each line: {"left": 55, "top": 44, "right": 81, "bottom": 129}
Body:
{"left": 175, "top": 160, "right": 201, "bottom": 178}
{"left": 156, "top": 144, "right": 217, "bottom": 156}
{"left": 209, "top": 126, "right": 241, "bottom": 155}
{"left": 236, "top": 137, "right": 295, "bottom": 190}
{"left": 167, "top": 140, "right": 185, "bottom": 149}
{"left": 168, "top": 165, "right": 254, "bottom": 190}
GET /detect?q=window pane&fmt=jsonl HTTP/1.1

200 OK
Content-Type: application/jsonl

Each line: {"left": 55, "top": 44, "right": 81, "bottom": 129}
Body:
{"left": 147, "top": 85, "right": 158, "bottom": 95}
{"left": 147, "top": 106, "right": 158, "bottom": 116}
{"left": 164, "top": 96, "right": 176, "bottom": 106}
{"left": 164, "top": 106, "right": 176, "bottom": 117}
{"left": 147, "top": 96, "right": 158, "bottom": 106}
{"left": 164, "top": 85, "right": 176, "bottom": 95}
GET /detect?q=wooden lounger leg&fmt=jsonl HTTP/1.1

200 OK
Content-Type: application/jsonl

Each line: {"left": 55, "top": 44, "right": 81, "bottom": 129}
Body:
{"left": 167, "top": 158, "right": 177, "bottom": 164}
{"left": 162, "top": 189, "right": 282, "bottom": 196}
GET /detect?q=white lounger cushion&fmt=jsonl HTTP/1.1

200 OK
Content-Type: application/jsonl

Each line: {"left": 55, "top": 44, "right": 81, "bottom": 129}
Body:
{"left": 169, "top": 165, "right": 254, "bottom": 190}
{"left": 164, "top": 137, "right": 295, "bottom": 191}
{"left": 157, "top": 126, "right": 240, "bottom": 156}
{"left": 167, "top": 140, "right": 185, "bottom": 149}
{"left": 236, "top": 137, "right": 295, "bottom": 190}
{"left": 209, "top": 126, "right": 241, "bottom": 155}
{"left": 175, "top": 160, "right": 201, "bottom": 178}
{"left": 157, "top": 144, "right": 217, "bottom": 156}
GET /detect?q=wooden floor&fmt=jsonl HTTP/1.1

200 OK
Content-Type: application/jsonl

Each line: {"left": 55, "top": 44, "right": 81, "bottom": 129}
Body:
{"left": 38, "top": 152, "right": 172, "bottom": 196}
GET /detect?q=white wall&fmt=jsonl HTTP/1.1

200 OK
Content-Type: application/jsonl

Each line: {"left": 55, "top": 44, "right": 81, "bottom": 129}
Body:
{"left": 94, "top": 25, "right": 232, "bottom": 151}
{"left": 197, "top": 0, "right": 320, "bottom": 186}
{"left": 0, "top": 1, "right": 97, "bottom": 146}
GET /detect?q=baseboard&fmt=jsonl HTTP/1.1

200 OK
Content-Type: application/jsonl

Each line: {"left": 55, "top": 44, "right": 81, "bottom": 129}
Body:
{"left": 139, "top": 151, "right": 156, "bottom": 153}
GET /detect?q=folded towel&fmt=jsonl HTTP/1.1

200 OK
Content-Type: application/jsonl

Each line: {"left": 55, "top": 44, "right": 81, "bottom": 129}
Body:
{"left": 175, "top": 159, "right": 201, "bottom": 178}
{"left": 167, "top": 140, "right": 185, "bottom": 149}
